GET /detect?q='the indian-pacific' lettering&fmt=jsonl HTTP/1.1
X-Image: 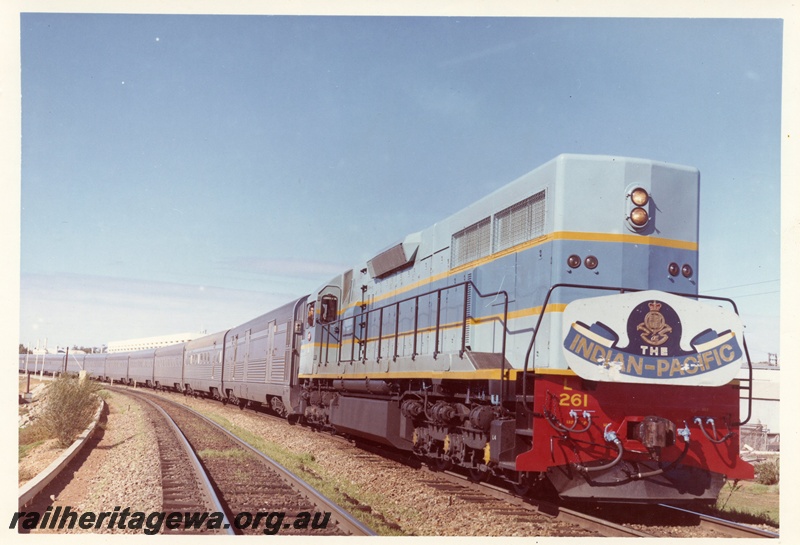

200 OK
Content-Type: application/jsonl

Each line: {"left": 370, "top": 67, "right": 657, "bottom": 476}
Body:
{"left": 564, "top": 328, "right": 741, "bottom": 379}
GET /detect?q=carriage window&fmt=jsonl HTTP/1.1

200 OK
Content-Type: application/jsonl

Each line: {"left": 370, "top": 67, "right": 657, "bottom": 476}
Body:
{"left": 319, "top": 295, "right": 338, "bottom": 324}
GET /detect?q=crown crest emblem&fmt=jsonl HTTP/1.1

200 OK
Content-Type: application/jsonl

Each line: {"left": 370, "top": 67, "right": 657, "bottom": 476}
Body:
{"left": 638, "top": 300, "right": 671, "bottom": 346}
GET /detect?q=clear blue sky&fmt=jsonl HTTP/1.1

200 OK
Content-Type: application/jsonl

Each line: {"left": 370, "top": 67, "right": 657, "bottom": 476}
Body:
{"left": 15, "top": 13, "right": 783, "bottom": 360}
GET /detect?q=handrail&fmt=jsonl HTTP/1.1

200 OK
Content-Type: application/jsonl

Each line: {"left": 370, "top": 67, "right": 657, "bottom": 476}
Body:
{"left": 520, "top": 283, "right": 753, "bottom": 425}
{"left": 319, "top": 281, "right": 510, "bottom": 402}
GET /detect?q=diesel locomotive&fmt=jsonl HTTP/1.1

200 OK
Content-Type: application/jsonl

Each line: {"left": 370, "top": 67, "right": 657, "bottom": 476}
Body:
{"left": 22, "top": 154, "right": 755, "bottom": 503}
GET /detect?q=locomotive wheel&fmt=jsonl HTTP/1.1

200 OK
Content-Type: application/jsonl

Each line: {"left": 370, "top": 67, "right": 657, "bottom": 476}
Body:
{"left": 431, "top": 458, "right": 452, "bottom": 472}
{"left": 513, "top": 481, "right": 531, "bottom": 497}
{"left": 468, "top": 468, "right": 488, "bottom": 483}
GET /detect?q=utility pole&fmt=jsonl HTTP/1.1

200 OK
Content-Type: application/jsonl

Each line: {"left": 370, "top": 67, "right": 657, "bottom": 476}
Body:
{"left": 24, "top": 342, "right": 31, "bottom": 399}
{"left": 39, "top": 338, "right": 47, "bottom": 379}
{"left": 33, "top": 339, "right": 40, "bottom": 378}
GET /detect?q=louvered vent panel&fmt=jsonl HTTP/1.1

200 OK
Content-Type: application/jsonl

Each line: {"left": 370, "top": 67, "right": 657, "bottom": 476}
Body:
{"left": 493, "top": 190, "right": 546, "bottom": 252}
{"left": 451, "top": 217, "right": 491, "bottom": 268}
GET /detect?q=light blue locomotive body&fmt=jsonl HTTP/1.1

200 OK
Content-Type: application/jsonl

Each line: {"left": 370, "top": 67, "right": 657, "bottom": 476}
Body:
{"left": 300, "top": 154, "right": 701, "bottom": 380}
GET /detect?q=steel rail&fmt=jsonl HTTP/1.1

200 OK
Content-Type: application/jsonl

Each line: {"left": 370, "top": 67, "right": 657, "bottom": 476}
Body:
{"left": 659, "top": 503, "right": 779, "bottom": 538}
{"left": 143, "top": 392, "right": 377, "bottom": 536}
{"left": 127, "top": 391, "right": 236, "bottom": 535}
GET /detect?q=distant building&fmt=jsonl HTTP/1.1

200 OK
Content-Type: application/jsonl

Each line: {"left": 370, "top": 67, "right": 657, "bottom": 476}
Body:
{"left": 737, "top": 361, "right": 779, "bottom": 452}
{"left": 107, "top": 332, "right": 204, "bottom": 353}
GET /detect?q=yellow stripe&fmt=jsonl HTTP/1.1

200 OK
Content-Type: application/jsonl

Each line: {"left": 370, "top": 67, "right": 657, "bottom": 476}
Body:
{"left": 299, "top": 369, "right": 520, "bottom": 381}
{"left": 552, "top": 231, "right": 698, "bottom": 251}
{"left": 532, "top": 368, "right": 579, "bottom": 377}
{"left": 338, "top": 230, "right": 696, "bottom": 313}
{"left": 298, "top": 368, "right": 578, "bottom": 381}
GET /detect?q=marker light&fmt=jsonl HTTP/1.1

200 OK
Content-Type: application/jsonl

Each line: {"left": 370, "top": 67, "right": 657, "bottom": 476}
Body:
{"left": 629, "top": 207, "right": 649, "bottom": 227}
{"left": 682, "top": 264, "right": 693, "bottom": 278}
{"left": 668, "top": 262, "right": 680, "bottom": 277}
{"left": 567, "top": 255, "right": 582, "bottom": 269}
{"left": 584, "top": 255, "right": 598, "bottom": 270}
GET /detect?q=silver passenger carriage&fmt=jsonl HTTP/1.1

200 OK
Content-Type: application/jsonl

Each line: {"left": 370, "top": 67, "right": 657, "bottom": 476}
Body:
{"left": 127, "top": 349, "right": 157, "bottom": 387}
{"left": 64, "top": 352, "right": 85, "bottom": 374}
{"left": 183, "top": 330, "right": 227, "bottom": 398}
{"left": 105, "top": 352, "right": 130, "bottom": 384}
{"left": 84, "top": 354, "right": 107, "bottom": 381}
{"left": 222, "top": 297, "right": 306, "bottom": 415}
{"left": 153, "top": 342, "right": 186, "bottom": 391}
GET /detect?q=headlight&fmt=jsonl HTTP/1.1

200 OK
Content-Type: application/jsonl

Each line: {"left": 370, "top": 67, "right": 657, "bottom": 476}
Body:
{"left": 682, "top": 264, "right": 693, "bottom": 278}
{"left": 584, "top": 255, "right": 598, "bottom": 269}
{"left": 631, "top": 187, "right": 649, "bottom": 206}
{"left": 567, "top": 255, "right": 581, "bottom": 269}
{"left": 629, "top": 207, "right": 649, "bottom": 227}
{"left": 626, "top": 187, "right": 651, "bottom": 229}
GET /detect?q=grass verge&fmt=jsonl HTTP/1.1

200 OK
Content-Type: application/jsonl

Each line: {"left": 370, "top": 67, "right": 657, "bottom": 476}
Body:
{"left": 711, "top": 479, "right": 779, "bottom": 528}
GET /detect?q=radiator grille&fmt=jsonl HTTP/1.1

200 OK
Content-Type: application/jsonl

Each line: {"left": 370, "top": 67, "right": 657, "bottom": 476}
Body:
{"left": 451, "top": 217, "right": 490, "bottom": 267}
{"left": 493, "top": 190, "right": 546, "bottom": 252}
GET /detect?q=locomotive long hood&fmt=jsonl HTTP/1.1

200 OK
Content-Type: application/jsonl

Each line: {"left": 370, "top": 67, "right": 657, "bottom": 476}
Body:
{"left": 561, "top": 290, "right": 744, "bottom": 386}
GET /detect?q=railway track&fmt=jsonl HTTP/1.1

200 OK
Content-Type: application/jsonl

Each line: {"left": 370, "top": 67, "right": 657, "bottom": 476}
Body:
{"left": 566, "top": 500, "right": 779, "bottom": 538}
{"left": 416, "top": 467, "right": 779, "bottom": 538}
{"left": 657, "top": 504, "right": 779, "bottom": 538}
{"left": 419, "top": 467, "right": 651, "bottom": 537}
{"left": 118, "top": 389, "right": 375, "bottom": 536}
{"left": 110, "top": 387, "right": 779, "bottom": 537}
{"left": 133, "top": 395, "right": 234, "bottom": 535}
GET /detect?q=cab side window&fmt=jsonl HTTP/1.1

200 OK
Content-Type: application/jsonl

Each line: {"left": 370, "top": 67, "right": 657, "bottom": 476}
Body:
{"left": 306, "top": 302, "right": 316, "bottom": 327}
{"left": 319, "top": 295, "right": 338, "bottom": 324}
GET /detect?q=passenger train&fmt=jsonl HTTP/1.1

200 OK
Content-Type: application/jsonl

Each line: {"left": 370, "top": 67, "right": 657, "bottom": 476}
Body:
{"left": 21, "top": 154, "right": 755, "bottom": 503}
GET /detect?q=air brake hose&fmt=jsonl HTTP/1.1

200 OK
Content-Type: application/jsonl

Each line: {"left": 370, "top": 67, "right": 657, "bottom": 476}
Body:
{"left": 628, "top": 439, "right": 691, "bottom": 480}
{"left": 695, "top": 417, "right": 735, "bottom": 444}
{"left": 579, "top": 425, "right": 624, "bottom": 474}
{"left": 543, "top": 409, "right": 592, "bottom": 434}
